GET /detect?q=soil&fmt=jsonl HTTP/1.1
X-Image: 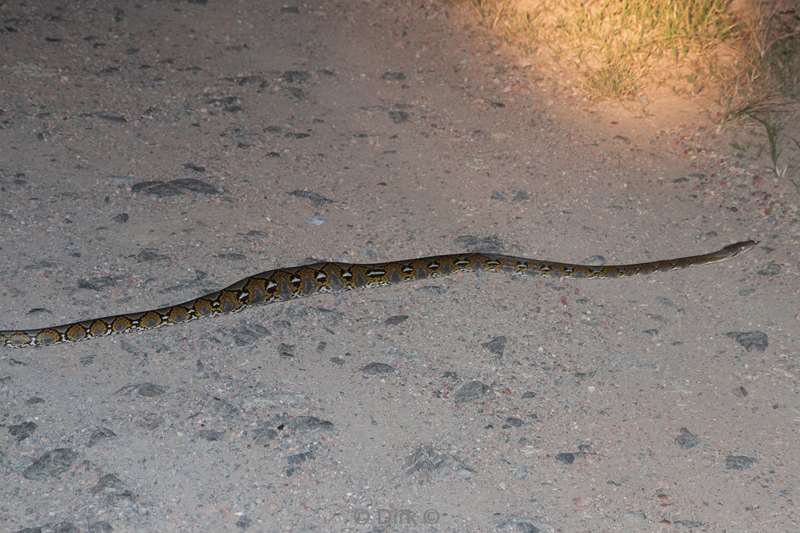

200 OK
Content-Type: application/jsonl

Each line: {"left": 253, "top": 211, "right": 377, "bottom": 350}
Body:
{"left": 1, "top": 1, "right": 798, "bottom": 532}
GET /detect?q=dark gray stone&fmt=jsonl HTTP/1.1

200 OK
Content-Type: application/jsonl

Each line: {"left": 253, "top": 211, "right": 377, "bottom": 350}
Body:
{"left": 23, "top": 448, "right": 79, "bottom": 480}
{"left": 726, "top": 331, "right": 768, "bottom": 352}
{"left": 555, "top": 452, "right": 576, "bottom": 464}
{"left": 454, "top": 380, "right": 489, "bottom": 403}
{"left": 361, "top": 362, "right": 396, "bottom": 375}
{"left": 287, "top": 190, "right": 333, "bottom": 207}
{"left": 88, "top": 427, "right": 117, "bottom": 447}
{"left": 675, "top": 427, "right": 699, "bottom": 449}
{"left": 8, "top": 421, "right": 37, "bottom": 441}
{"left": 496, "top": 518, "right": 540, "bottom": 533}
{"left": 725, "top": 454, "right": 756, "bottom": 470}
{"left": 137, "top": 383, "right": 166, "bottom": 397}
{"left": 482, "top": 336, "right": 507, "bottom": 356}
{"left": 384, "top": 315, "right": 408, "bottom": 326}
{"left": 382, "top": 71, "right": 406, "bottom": 81}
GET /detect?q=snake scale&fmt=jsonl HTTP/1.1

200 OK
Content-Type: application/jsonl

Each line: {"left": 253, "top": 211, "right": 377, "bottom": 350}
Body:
{"left": 0, "top": 240, "right": 756, "bottom": 348}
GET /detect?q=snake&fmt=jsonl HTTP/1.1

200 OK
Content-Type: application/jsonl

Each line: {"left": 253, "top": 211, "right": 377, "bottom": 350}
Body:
{"left": 0, "top": 240, "right": 756, "bottom": 348}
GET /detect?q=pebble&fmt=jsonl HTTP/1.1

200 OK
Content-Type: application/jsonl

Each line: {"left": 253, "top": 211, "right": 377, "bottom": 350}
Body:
{"left": 132, "top": 178, "right": 220, "bottom": 196}
{"left": 22, "top": 448, "right": 79, "bottom": 480}
{"left": 282, "top": 70, "right": 310, "bottom": 83}
{"left": 496, "top": 517, "right": 540, "bottom": 532}
{"left": 361, "top": 362, "right": 396, "bottom": 375}
{"left": 454, "top": 380, "right": 489, "bottom": 402}
{"left": 384, "top": 315, "right": 408, "bottom": 326}
{"left": 675, "top": 427, "right": 699, "bottom": 449}
{"left": 88, "top": 427, "right": 117, "bottom": 447}
{"left": 482, "top": 336, "right": 507, "bottom": 356}
{"left": 725, "top": 455, "right": 756, "bottom": 470}
{"left": 382, "top": 71, "right": 406, "bottom": 81}
{"left": 388, "top": 110, "right": 409, "bottom": 123}
{"left": 8, "top": 421, "right": 37, "bottom": 441}
{"left": 555, "top": 452, "right": 575, "bottom": 464}
{"left": 725, "top": 331, "right": 768, "bottom": 352}
{"left": 288, "top": 189, "right": 333, "bottom": 207}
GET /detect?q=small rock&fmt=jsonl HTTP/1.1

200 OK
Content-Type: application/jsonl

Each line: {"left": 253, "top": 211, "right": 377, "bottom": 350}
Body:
{"left": 197, "top": 429, "right": 224, "bottom": 441}
{"left": 235, "top": 515, "right": 252, "bottom": 530}
{"left": 726, "top": 331, "right": 768, "bottom": 352}
{"left": 206, "top": 95, "right": 242, "bottom": 112}
{"left": 287, "top": 416, "right": 334, "bottom": 433}
{"left": 286, "top": 450, "right": 314, "bottom": 476}
{"left": 95, "top": 111, "right": 127, "bottom": 123}
{"left": 282, "top": 70, "right": 310, "bottom": 83}
{"left": 252, "top": 426, "right": 278, "bottom": 442}
{"left": 673, "top": 519, "right": 705, "bottom": 529}
{"left": 512, "top": 190, "right": 530, "bottom": 201}
{"left": 91, "top": 473, "right": 126, "bottom": 494}
{"left": 496, "top": 517, "right": 540, "bottom": 533}
{"left": 382, "top": 71, "right": 406, "bottom": 81}
{"left": 388, "top": 110, "right": 409, "bottom": 123}
{"left": 482, "top": 336, "right": 507, "bottom": 356}
{"left": 132, "top": 178, "right": 220, "bottom": 196}
{"left": 88, "top": 521, "right": 114, "bottom": 533}
{"left": 288, "top": 189, "right": 333, "bottom": 207}
{"left": 405, "top": 445, "right": 448, "bottom": 474}
{"left": 78, "top": 275, "right": 119, "bottom": 291}
{"left": 555, "top": 452, "right": 575, "bottom": 464}
{"left": 136, "top": 383, "right": 166, "bottom": 397}
{"left": 454, "top": 234, "right": 505, "bottom": 253}
{"left": 725, "top": 454, "right": 756, "bottom": 470}
{"left": 384, "top": 315, "right": 408, "bottom": 326}
{"left": 88, "top": 427, "right": 117, "bottom": 447}
{"left": 23, "top": 448, "right": 79, "bottom": 480}
{"left": 277, "top": 343, "right": 295, "bottom": 358}
{"left": 183, "top": 162, "right": 205, "bottom": 172}
{"left": 675, "top": 427, "right": 699, "bottom": 449}
{"left": 135, "top": 248, "right": 168, "bottom": 262}
{"left": 361, "top": 362, "right": 396, "bottom": 375}
{"left": 454, "top": 380, "right": 489, "bottom": 403}
{"left": 287, "top": 450, "right": 314, "bottom": 466}
{"left": 228, "top": 323, "right": 271, "bottom": 346}
{"left": 8, "top": 421, "right": 37, "bottom": 441}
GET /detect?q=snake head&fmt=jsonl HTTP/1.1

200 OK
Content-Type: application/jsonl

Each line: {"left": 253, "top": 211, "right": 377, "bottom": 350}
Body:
{"left": 720, "top": 240, "right": 758, "bottom": 257}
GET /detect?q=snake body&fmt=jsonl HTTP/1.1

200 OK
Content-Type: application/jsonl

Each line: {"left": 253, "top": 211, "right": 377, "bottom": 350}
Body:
{"left": 0, "top": 240, "right": 756, "bottom": 348}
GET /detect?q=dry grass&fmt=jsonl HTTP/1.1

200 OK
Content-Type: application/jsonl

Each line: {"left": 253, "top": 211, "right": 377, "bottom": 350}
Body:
{"left": 463, "top": 0, "right": 738, "bottom": 98}
{"left": 454, "top": 0, "right": 800, "bottom": 179}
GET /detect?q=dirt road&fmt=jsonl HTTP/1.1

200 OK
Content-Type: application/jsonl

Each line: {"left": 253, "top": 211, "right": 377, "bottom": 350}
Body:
{"left": 1, "top": 1, "right": 797, "bottom": 531}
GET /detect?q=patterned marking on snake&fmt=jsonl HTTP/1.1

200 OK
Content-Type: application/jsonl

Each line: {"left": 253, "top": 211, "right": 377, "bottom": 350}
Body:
{"left": 0, "top": 240, "right": 757, "bottom": 348}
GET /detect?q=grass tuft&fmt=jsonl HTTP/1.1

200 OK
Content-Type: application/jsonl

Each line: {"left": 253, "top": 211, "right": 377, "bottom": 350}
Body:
{"left": 454, "top": 0, "right": 800, "bottom": 183}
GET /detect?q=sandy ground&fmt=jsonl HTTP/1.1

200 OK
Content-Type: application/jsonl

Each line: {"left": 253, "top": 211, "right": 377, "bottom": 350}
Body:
{"left": 1, "top": 1, "right": 798, "bottom": 532}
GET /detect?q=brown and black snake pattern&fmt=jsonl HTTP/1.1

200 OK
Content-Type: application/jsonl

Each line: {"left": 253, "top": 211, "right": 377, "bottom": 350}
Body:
{"left": 0, "top": 240, "right": 756, "bottom": 348}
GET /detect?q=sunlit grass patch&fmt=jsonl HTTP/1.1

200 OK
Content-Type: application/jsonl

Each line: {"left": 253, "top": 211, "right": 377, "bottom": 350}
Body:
{"left": 454, "top": 0, "right": 800, "bottom": 180}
